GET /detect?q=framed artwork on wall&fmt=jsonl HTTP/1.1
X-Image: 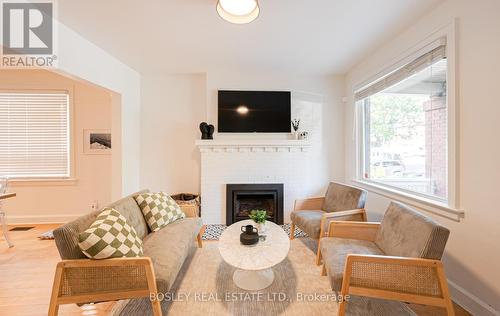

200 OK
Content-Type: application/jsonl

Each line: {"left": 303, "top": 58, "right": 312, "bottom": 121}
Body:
{"left": 84, "top": 129, "right": 112, "bottom": 154}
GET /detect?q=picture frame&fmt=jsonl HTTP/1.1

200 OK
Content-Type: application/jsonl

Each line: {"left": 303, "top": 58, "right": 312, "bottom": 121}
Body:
{"left": 83, "top": 129, "right": 112, "bottom": 154}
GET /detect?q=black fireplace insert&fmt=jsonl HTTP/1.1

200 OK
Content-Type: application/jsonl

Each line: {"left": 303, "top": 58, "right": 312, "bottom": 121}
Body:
{"left": 226, "top": 183, "right": 284, "bottom": 225}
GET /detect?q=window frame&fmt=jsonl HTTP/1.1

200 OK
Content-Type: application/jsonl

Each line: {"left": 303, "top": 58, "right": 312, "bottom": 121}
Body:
{"left": 0, "top": 88, "right": 75, "bottom": 183}
{"left": 352, "top": 23, "right": 462, "bottom": 220}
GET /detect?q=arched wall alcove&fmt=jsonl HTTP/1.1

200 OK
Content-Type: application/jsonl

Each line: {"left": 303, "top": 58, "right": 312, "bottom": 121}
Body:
{"left": 0, "top": 68, "right": 122, "bottom": 222}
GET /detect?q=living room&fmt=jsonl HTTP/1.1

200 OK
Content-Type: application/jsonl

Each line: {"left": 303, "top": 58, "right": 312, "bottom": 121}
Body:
{"left": 0, "top": 0, "right": 499, "bottom": 315}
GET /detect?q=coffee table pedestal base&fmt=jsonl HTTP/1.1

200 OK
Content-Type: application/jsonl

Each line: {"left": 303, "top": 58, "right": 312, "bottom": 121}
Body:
{"left": 233, "top": 268, "right": 274, "bottom": 291}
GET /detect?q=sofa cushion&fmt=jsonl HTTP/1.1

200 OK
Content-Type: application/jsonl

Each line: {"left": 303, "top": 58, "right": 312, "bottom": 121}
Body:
{"left": 320, "top": 238, "right": 384, "bottom": 291}
{"left": 109, "top": 191, "right": 150, "bottom": 240}
{"left": 78, "top": 208, "right": 144, "bottom": 259}
{"left": 54, "top": 190, "right": 149, "bottom": 260}
{"left": 323, "top": 182, "right": 367, "bottom": 213}
{"left": 135, "top": 192, "right": 186, "bottom": 232}
{"left": 142, "top": 217, "right": 203, "bottom": 293}
{"left": 290, "top": 210, "right": 324, "bottom": 238}
{"left": 374, "top": 202, "right": 450, "bottom": 260}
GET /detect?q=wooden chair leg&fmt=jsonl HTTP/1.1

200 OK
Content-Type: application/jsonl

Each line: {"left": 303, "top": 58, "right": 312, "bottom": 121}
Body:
{"left": 316, "top": 217, "right": 327, "bottom": 265}
{"left": 48, "top": 263, "right": 64, "bottom": 316}
{"left": 437, "top": 264, "right": 455, "bottom": 316}
{"left": 145, "top": 263, "right": 162, "bottom": 316}
{"left": 338, "top": 257, "right": 353, "bottom": 316}
{"left": 0, "top": 210, "right": 14, "bottom": 248}
{"left": 316, "top": 239, "right": 322, "bottom": 266}
{"left": 289, "top": 222, "right": 295, "bottom": 240}
{"left": 338, "top": 299, "right": 347, "bottom": 316}
{"left": 321, "top": 264, "right": 327, "bottom": 276}
{"left": 197, "top": 225, "right": 205, "bottom": 248}
{"left": 151, "top": 298, "right": 162, "bottom": 316}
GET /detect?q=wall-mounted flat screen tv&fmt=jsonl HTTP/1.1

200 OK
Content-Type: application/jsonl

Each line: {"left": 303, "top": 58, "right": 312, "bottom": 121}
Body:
{"left": 218, "top": 90, "right": 291, "bottom": 133}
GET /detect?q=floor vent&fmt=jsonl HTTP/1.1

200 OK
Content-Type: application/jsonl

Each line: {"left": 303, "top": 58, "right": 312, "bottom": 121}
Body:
{"left": 9, "top": 226, "right": 35, "bottom": 231}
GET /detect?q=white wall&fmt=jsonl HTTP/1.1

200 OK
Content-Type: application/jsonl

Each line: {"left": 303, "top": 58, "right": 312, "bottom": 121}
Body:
{"left": 0, "top": 19, "right": 141, "bottom": 220}
{"left": 1, "top": 70, "right": 113, "bottom": 223}
{"left": 344, "top": 0, "right": 500, "bottom": 314}
{"left": 206, "top": 69, "right": 346, "bottom": 194}
{"left": 140, "top": 74, "right": 206, "bottom": 194}
{"left": 56, "top": 21, "right": 141, "bottom": 198}
{"left": 139, "top": 70, "right": 345, "bottom": 209}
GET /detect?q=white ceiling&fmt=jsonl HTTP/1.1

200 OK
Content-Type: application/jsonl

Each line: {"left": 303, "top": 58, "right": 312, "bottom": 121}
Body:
{"left": 58, "top": 0, "right": 444, "bottom": 75}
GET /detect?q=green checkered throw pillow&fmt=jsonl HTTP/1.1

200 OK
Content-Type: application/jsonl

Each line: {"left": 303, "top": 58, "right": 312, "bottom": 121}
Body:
{"left": 135, "top": 192, "right": 186, "bottom": 232}
{"left": 78, "top": 208, "right": 143, "bottom": 259}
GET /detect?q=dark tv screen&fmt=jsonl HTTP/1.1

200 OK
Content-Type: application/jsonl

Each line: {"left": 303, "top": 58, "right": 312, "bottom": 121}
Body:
{"left": 218, "top": 90, "right": 291, "bottom": 133}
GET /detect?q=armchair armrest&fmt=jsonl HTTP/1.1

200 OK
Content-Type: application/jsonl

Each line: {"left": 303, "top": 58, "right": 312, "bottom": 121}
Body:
{"left": 327, "top": 221, "right": 380, "bottom": 241}
{"left": 319, "top": 209, "right": 367, "bottom": 239}
{"left": 338, "top": 254, "right": 454, "bottom": 316}
{"left": 180, "top": 204, "right": 199, "bottom": 217}
{"left": 49, "top": 257, "right": 161, "bottom": 316}
{"left": 179, "top": 204, "right": 204, "bottom": 248}
{"left": 294, "top": 197, "right": 324, "bottom": 211}
{"left": 323, "top": 208, "right": 367, "bottom": 220}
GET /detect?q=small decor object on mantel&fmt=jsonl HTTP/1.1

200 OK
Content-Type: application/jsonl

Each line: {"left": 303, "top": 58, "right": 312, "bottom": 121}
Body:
{"left": 291, "top": 119, "right": 300, "bottom": 140}
{"left": 199, "top": 122, "right": 215, "bottom": 140}
{"left": 249, "top": 209, "right": 268, "bottom": 233}
{"left": 299, "top": 131, "right": 309, "bottom": 140}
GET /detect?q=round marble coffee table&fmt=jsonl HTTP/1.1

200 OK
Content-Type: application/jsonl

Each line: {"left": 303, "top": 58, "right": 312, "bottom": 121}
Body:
{"left": 218, "top": 219, "right": 290, "bottom": 291}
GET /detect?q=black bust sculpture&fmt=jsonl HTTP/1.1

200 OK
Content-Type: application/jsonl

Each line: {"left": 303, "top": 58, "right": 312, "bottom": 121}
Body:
{"left": 199, "top": 122, "right": 215, "bottom": 140}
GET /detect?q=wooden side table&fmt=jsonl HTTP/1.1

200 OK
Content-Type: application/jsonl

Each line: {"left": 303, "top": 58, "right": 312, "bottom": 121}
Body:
{"left": 0, "top": 192, "right": 16, "bottom": 248}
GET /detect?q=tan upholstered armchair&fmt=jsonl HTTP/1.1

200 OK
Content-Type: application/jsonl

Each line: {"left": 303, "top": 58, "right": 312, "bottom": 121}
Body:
{"left": 290, "top": 182, "right": 367, "bottom": 265}
{"left": 319, "top": 202, "right": 454, "bottom": 316}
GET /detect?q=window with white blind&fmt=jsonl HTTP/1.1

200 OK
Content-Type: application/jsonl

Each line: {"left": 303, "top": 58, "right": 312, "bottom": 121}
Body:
{"left": 0, "top": 92, "right": 70, "bottom": 179}
{"left": 355, "top": 39, "right": 450, "bottom": 203}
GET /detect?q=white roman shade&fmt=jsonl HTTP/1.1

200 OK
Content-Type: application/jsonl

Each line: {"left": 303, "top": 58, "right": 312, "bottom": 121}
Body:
{"left": 355, "top": 39, "right": 447, "bottom": 101}
{"left": 0, "top": 92, "right": 70, "bottom": 178}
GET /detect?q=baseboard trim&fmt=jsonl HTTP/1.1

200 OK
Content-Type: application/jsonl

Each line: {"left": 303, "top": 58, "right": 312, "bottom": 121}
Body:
{"left": 6, "top": 214, "right": 82, "bottom": 225}
{"left": 449, "top": 280, "right": 500, "bottom": 316}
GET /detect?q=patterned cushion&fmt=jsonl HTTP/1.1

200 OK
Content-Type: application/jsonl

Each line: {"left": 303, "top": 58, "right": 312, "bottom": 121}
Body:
{"left": 135, "top": 192, "right": 186, "bottom": 232}
{"left": 78, "top": 208, "right": 144, "bottom": 259}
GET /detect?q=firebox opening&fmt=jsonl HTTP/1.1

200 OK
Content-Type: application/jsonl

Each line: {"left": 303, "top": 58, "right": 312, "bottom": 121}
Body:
{"left": 235, "top": 193, "right": 276, "bottom": 222}
{"left": 226, "top": 184, "right": 284, "bottom": 226}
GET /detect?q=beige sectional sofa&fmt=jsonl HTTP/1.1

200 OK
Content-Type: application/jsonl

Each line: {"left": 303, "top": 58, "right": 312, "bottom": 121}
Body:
{"left": 50, "top": 190, "right": 203, "bottom": 315}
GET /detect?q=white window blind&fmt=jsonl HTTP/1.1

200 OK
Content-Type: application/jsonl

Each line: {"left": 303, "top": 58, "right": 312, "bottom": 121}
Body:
{"left": 355, "top": 38, "right": 449, "bottom": 201}
{"left": 0, "top": 92, "right": 70, "bottom": 178}
{"left": 355, "top": 41, "right": 446, "bottom": 101}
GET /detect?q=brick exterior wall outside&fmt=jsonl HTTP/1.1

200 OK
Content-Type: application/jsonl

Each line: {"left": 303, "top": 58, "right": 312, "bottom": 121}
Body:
{"left": 423, "top": 96, "right": 447, "bottom": 198}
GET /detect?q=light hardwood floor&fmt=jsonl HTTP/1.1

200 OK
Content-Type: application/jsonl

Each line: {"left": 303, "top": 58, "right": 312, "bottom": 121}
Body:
{"left": 0, "top": 224, "right": 113, "bottom": 315}
{"left": 0, "top": 224, "right": 470, "bottom": 316}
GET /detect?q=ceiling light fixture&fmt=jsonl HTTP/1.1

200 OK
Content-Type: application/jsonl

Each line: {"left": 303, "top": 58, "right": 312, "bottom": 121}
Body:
{"left": 216, "top": 0, "right": 260, "bottom": 24}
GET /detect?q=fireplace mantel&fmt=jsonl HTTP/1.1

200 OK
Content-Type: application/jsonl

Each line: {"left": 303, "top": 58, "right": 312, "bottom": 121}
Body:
{"left": 197, "top": 138, "right": 313, "bottom": 224}
{"left": 195, "top": 139, "right": 311, "bottom": 153}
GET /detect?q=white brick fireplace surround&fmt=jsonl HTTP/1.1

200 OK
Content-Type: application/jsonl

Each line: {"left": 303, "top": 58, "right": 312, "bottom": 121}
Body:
{"left": 196, "top": 139, "right": 313, "bottom": 224}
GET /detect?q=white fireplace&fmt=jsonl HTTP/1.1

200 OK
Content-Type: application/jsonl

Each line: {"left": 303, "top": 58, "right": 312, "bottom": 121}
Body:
{"left": 196, "top": 139, "right": 313, "bottom": 224}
